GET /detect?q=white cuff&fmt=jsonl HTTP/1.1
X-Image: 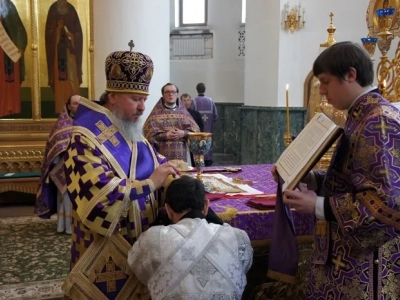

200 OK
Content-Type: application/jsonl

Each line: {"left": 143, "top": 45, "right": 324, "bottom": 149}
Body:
{"left": 315, "top": 196, "right": 325, "bottom": 220}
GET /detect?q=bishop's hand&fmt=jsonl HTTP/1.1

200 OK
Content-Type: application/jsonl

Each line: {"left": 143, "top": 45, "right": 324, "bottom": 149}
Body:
{"left": 149, "top": 163, "right": 179, "bottom": 189}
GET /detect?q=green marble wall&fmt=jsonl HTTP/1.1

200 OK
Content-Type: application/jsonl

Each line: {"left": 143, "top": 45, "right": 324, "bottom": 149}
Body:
{"left": 213, "top": 103, "right": 307, "bottom": 165}
{"left": 213, "top": 103, "right": 243, "bottom": 163}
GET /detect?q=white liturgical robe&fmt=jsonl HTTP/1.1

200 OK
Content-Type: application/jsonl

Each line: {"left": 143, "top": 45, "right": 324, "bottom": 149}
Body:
{"left": 128, "top": 218, "right": 253, "bottom": 299}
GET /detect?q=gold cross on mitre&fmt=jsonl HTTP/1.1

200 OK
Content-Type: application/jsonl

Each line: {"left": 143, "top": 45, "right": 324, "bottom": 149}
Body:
{"left": 128, "top": 40, "right": 135, "bottom": 51}
{"left": 95, "top": 120, "right": 120, "bottom": 146}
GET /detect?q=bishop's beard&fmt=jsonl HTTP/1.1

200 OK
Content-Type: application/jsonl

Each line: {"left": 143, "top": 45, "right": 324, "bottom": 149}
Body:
{"left": 110, "top": 110, "right": 144, "bottom": 143}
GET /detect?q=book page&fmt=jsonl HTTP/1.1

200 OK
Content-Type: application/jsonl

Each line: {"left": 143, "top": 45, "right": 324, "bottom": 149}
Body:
{"left": 276, "top": 113, "right": 340, "bottom": 190}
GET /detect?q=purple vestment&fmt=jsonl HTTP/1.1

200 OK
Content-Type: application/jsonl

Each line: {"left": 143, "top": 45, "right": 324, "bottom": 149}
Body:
{"left": 62, "top": 98, "right": 166, "bottom": 299}
{"left": 35, "top": 105, "right": 73, "bottom": 218}
{"left": 306, "top": 92, "right": 400, "bottom": 299}
{"left": 267, "top": 176, "right": 299, "bottom": 283}
{"left": 143, "top": 98, "right": 200, "bottom": 162}
{"left": 193, "top": 95, "right": 218, "bottom": 161}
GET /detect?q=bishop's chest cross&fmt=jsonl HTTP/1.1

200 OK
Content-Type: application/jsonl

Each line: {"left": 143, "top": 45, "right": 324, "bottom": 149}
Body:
{"left": 332, "top": 254, "right": 346, "bottom": 272}
{"left": 96, "top": 260, "right": 127, "bottom": 292}
{"left": 96, "top": 120, "right": 120, "bottom": 146}
{"left": 202, "top": 114, "right": 209, "bottom": 123}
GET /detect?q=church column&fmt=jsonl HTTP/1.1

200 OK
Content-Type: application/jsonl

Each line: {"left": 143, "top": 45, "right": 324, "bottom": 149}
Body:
{"left": 244, "top": 0, "right": 281, "bottom": 106}
{"left": 241, "top": 0, "right": 307, "bottom": 164}
{"left": 93, "top": 0, "right": 170, "bottom": 118}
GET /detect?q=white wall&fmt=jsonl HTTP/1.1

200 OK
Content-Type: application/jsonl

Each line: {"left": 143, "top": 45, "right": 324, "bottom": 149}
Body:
{"left": 245, "top": 0, "right": 281, "bottom": 107}
{"left": 277, "top": 0, "right": 372, "bottom": 107}
{"left": 170, "top": 0, "right": 245, "bottom": 103}
{"left": 93, "top": 0, "right": 170, "bottom": 119}
{"left": 170, "top": 0, "right": 393, "bottom": 107}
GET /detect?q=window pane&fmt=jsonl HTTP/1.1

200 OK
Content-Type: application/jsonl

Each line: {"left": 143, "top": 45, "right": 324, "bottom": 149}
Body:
{"left": 182, "top": 0, "right": 205, "bottom": 24}
{"left": 175, "top": 0, "right": 179, "bottom": 27}
{"left": 242, "top": 0, "right": 246, "bottom": 23}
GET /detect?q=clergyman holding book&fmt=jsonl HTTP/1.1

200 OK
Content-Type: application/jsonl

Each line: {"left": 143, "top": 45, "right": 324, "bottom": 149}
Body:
{"left": 271, "top": 41, "right": 400, "bottom": 299}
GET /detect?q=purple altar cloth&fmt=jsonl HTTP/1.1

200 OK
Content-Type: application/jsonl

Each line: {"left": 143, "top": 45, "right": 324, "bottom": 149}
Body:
{"left": 208, "top": 164, "right": 314, "bottom": 241}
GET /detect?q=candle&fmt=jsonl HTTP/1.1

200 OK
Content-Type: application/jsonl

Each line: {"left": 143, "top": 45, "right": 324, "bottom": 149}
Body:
{"left": 383, "top": 79, "right": 387, "bottom": 88}
{"left": 286, "top": 84, "right": 290, "bottom": 134}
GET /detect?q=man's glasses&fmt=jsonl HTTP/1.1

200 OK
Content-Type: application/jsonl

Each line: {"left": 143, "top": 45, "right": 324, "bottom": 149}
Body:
{"left": 164, "top": 91, "right": 177, "bottom": 95}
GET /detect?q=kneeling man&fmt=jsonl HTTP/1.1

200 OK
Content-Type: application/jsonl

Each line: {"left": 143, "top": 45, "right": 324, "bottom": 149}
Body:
{"left": 128, "top": 175, "right": 253, "bottom": 299}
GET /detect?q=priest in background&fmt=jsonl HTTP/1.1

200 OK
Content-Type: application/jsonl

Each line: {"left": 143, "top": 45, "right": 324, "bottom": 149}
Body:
{"left": 144, "top": 83, "right": 200, "bottom": 163}
{"left": 193, "top": 82, "right": 218, "bottom": 166}
{"left": 35, "top": 94, "right": 81, "bottom": 234}
{"left": 181, "top": 93, "right": 204, "bottom": 131}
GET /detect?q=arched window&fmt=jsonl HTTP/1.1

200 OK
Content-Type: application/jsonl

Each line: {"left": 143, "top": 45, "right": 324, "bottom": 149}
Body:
{"left": 175, "top": 0, "right": 208, "bottom": 27}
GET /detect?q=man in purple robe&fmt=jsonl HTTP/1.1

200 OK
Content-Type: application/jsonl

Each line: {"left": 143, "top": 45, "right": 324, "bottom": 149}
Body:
{"left": 35, "top": 94, "right": 81, "bottom": 234}
{"left": 193, "top": 82, "right": 218, "bottom": 166}
{"left": 279, "top": 42, "right": 400, "bottom": 299}
{"left": 144, "top": 83, "right": 200, "bottom": 164}
{"left": 61, "top": 50, "right": 178, "bottom": 299}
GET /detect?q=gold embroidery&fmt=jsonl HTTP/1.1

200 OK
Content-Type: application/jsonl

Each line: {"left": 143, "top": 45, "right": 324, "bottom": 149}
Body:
{"left": 316, "top": 220, "right": 327, "bottom": 235}
{"left": 389, "top": 147, "right": 400, "bottom": 163}
{"left": 95, "top": 120, "right": 120, "bottom": 146}
{"left": 354, "top": 136, "right": 380, "bottom": 170}
{"left": 372, "top": 119, "right": 393, "bottom": 136}
{"left": 96, "top": 259, "right": 127, "bottom": 292}
{"left": 130, "top": 180, "right": 145, "bottom": 195}
{"left": 361, "top": 190, "right": 400, "bottom": 231}
{"left": 332, "top": 254, "right": 346, "bottom": 273}
{"left": 365, "top": 94, "right": 379, "bottom": 105}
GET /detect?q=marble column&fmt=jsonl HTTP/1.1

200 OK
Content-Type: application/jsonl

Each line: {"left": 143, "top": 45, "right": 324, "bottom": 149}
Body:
{"left": 93, "top": 0, "right": 170, "bottom": 119}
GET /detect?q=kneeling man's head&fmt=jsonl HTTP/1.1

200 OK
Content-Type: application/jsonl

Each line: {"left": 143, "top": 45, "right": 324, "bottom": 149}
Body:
{"left": 165, "top": 176, "right": 209, "bottom": 224}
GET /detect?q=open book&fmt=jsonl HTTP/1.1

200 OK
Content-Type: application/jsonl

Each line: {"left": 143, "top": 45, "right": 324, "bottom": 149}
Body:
{"left": 276, "top": 112, "right": 343, "bottom": 190}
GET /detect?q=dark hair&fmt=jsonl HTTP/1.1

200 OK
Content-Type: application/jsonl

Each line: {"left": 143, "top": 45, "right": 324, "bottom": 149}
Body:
{"left": 180, "top": 93, "right": 191, "bottom": 100}
{"left": 313, "top": 41, "right": 373, "bottom": 87}
{"left": 161, "top": 83, "right": 179, "bottom": 94}
{"left": 66, "top": 95, "right": 72, "bottom": 105}
{"left": 196, "top": 83, "right": 206, "bottom": 94}
{"left": 165, "top": 176, "right": 205, "bottom": 213}
{"left": 99, "top": 92, "right": 109, "bottom": 105}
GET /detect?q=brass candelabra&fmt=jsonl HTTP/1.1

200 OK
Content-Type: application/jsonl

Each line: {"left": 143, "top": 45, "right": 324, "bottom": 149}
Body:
{"left": 308, "top": 13, "right": 346, "bottom": 170}
{"left": 362, "top": 6, "right": 399, "bottom": 101}
{"left": 283, "top": 2, "right": 306, "bottom": 34}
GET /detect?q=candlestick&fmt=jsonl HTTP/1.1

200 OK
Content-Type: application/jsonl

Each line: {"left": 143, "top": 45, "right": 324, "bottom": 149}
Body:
{"left": 286, "top": 84, "right": 290, "bottom": 134}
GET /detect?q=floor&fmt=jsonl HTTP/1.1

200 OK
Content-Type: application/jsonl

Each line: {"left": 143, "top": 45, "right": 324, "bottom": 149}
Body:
{"left": 0, "top": 204, "right": 35, "bottom": 218}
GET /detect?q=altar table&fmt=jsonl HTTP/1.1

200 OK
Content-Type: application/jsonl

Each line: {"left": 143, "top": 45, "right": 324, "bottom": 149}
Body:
{"left": 207, "top": 164, "right": 314, "bottom": 245}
